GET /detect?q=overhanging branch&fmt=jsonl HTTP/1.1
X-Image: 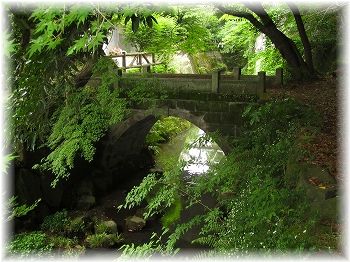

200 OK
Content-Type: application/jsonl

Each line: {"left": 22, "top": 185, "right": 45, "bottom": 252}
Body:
{"left": 216, "top": 5, "right": 265, "bottom": 31}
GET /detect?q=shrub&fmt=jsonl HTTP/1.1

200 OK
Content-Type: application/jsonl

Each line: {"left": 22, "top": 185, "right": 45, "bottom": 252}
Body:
{"left": 66, "top": 216, "right": 86, "bottom": 235}
{"left": 7, "top": 231, "right": 53, "bottom": 257}
{"left": 86, "top": 233, "right": 123, "bottom": 248}
{"left": 48, "top": 235, "right": 77, "bottom": 249}
{"left": 41, "top": 210, "right": 69, "bottom": 234}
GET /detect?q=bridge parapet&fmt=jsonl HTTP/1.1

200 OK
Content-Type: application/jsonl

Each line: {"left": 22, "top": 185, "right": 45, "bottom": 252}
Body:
{"left": 104, "top": 53, "right": 283, "bottom": 96}
{"left": 117, "top": 70, "right": 267, "bottom": 97}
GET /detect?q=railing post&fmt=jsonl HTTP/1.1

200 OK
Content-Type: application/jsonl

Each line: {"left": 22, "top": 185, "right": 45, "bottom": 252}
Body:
{"left": 142, "top": 65, "right": 151, "bottom": 74}
{"left": 138, "top": 53, "right": 142, "bottom": 72}
{"left": 212, "top": 70, "right": 221, "bottom": 93}
{"left": 151, "top": 53, "right": 155, "bottom": 72}
{"left": 122, "top": 52, "right": 126, "bottom": 72}
{"left": 115, "top": 69, "right": 122, "bottom": 89}
{"left": 275, "top": 67, "right": 283, "bottom": 87}
{"left": 233, "top": 67, "right": 241, "bottom": 80}
{"left": 257, "top": 71, "right": 266, "bottom": 96}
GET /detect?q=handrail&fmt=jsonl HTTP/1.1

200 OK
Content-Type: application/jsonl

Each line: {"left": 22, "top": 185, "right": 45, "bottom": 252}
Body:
{"left": 107, "top": 52, "right": 158, "bottom": 71}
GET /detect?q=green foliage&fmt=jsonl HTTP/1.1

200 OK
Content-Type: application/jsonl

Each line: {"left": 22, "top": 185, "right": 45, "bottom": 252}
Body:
{"left": 146, "top": 116, "right": 191, "bottom": 153}
{"left": 120, "top": 230, "right": 176, "bottom": 258}
{"left": 184, "top": 98, "right": 322, "bottom": 252}
{"left": 120, "top": 148, "right": 184, "bottom": 219}
{"left": 123, "top": 77, "right": 168, "bottom": 104}
{"left": 40, "top": 210, "right": 69, "bottom": 234}
{"left": 86, "top": 233, "right": 123, "bottom": 248}
{"left": 7, "top": 3, "right": 157, "bottom": 155}
{"left": 2, "top": 153, "right": 17, "bottom": 174}
{"left": 120, "top": 98, "right": 326, "bottom": 255}
{"left": 67, "top": 216, "right": 86, "bottom": 235}
{"left": 47, "top": 235, "right": 78, "bottom": 250}
{"left": 123, "top": 7, "right": 219, "bottom": 69}
{"left": 7, "top": 231, "right": 53, "bottom": 257}
{"left": 35, "top": 58, "right": 126, "bottom": 186}
{"left": 161, "top": 197, "right": 182, "bottom": 228}
{"left": 7, "top": 197, "right": 41, "bottom": 221}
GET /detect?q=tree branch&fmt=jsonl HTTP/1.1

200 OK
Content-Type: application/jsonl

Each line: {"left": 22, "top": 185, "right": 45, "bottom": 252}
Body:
{"left": 216, "top": 5, "right": 265, "bottom": 31}
{"left": 244, "top": 2, "right": 276, "bottom": 27}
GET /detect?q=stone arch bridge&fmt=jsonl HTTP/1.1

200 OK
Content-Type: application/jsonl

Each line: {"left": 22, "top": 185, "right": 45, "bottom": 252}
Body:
{"left": 87, "top": 64, "right": 283, "bottom": 174}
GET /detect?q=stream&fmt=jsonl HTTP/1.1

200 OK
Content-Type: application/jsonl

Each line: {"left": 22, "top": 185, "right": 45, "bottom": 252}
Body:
{"left": 82, "top": 124, "right": 225, "bottom": 256}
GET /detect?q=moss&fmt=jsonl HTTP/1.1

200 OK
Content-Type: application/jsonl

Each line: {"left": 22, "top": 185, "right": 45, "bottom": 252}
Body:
{"left": 161, "top": 197, "right": 182, "bottom": 228}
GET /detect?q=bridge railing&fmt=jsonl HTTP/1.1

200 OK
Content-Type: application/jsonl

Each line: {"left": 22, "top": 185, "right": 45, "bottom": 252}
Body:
{"left": 106, "top": 53, "right": 283, "bottom": 96}
{"left": 231, "top": 67, "right": 283, "bottom": 88}
{"left": 116, "top": 70, "right": 272, "bottom": 96}
{"left": 107, "top": 52, "right": 161, "bottom": 72}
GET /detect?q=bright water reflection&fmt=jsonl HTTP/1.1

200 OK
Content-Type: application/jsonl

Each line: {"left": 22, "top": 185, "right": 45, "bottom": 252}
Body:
{"left": 180, "top": 128, "right": 225, "bottom": 176}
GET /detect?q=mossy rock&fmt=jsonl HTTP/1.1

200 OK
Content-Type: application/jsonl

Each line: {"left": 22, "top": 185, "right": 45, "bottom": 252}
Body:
{"left": 85, "top": 233, "right": 123, "bottom": 248}
{"left": 94, "top": 220, "right": 118, "bottom": 234}
{"left": 125, "top": 216, "right": 146, "bottom": 232}
{"left": 66, "top": 216, "right": 87, "bottom": 235}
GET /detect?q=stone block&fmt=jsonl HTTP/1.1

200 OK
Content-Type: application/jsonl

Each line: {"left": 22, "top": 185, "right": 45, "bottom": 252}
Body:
{"left": 165, "top": 99, "right": 177, "bottom": 109}
{"left": 221, "top": 112, "right": 238, "bottom": 123}
{"left": 229, "top": 102, "right": 245, "bottom": 114}
{"left": 210, "top": 101, "right": 229, "bottom": 112}
{"left": 195, "top": 101, "right": 211, "bottom": 112}
{"left": 176, "top": 100, "right": 196, "bottom": 111}
{"left": 204, "top": 112, "right": 222, "bottom": 123}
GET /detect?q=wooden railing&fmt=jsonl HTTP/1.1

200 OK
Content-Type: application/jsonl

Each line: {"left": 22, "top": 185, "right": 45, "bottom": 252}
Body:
{"left": 107, "top": 52, "right": 161, "bottom": 72}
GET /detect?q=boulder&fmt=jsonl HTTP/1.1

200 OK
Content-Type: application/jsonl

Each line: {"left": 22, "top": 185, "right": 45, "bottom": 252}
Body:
{"left": 92, "top": 175, "right": 114, "bottom": 194}
{"left": 40, "top": 173, "right": 63, "bottom": 208}
{"left": 77, "top": 180, "right": 94, "bottom": 197}
{"left": 125, "top": 215, "right": 146, "bottom": 232}
{"left": 15, "top": 168, "right": 42, "bottom": 204}
{"left": 76, "top": 195, "right": 95, "bottom": 210}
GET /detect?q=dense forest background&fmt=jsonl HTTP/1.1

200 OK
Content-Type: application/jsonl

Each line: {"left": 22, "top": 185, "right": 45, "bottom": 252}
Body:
{"left": 1, "top": 2, "right": 345, "bottom": 259}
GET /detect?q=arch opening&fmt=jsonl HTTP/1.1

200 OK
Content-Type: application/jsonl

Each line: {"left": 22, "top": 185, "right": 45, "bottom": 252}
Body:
{"left": 146, "top": 116, "right": 226, "bottom": 179}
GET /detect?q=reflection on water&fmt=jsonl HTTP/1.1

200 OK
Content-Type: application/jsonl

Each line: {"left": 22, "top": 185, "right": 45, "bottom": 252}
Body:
{"left": 180, "top": 128, "right": 225, "bottom": 176}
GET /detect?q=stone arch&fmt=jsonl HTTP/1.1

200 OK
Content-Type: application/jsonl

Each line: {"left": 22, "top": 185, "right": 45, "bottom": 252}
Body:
{"left": 96, "top": 106, "right": 234, "bottom": 176}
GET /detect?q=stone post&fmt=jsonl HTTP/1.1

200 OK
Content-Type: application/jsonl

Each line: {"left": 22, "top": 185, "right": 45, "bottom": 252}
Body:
{"left": 257, "top": 71, "right": 266, "bottom": 96}
{"left": 212, "top": 70, "right": 221, "bottom": 93}
{"left": 122, "top": 52, "right": 126, "bottom": 72}
{"left": 233, "top": 67, "right": 241, "bottom": 80}
{"left": 115, "top": 69, "right": 123, "bottom": 89}
{"left": 275, "top": 68, "right": 283, "bottom": 87}
{"left": 142, "top": 65, "right": 151, "bottom": 74}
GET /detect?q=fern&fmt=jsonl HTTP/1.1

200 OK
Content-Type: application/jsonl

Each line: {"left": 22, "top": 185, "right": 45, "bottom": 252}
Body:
{"left": 37, "top": 58, "right": 127, "bottom": 187}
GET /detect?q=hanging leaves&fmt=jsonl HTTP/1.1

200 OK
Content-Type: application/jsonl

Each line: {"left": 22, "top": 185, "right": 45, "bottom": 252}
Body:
{"left": 124, "top": 13, "right": 158, "bottom": 32}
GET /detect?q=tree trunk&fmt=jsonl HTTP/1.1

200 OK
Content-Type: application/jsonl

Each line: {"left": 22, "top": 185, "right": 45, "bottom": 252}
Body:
{"left": 260, "top": 23, "right": 313, "bottom": 80}
{"left": 245, "top": 4, "right": 315, "bottom": 80}
{"left": 217, "top": 4, "right": 317, "bottom": 81}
